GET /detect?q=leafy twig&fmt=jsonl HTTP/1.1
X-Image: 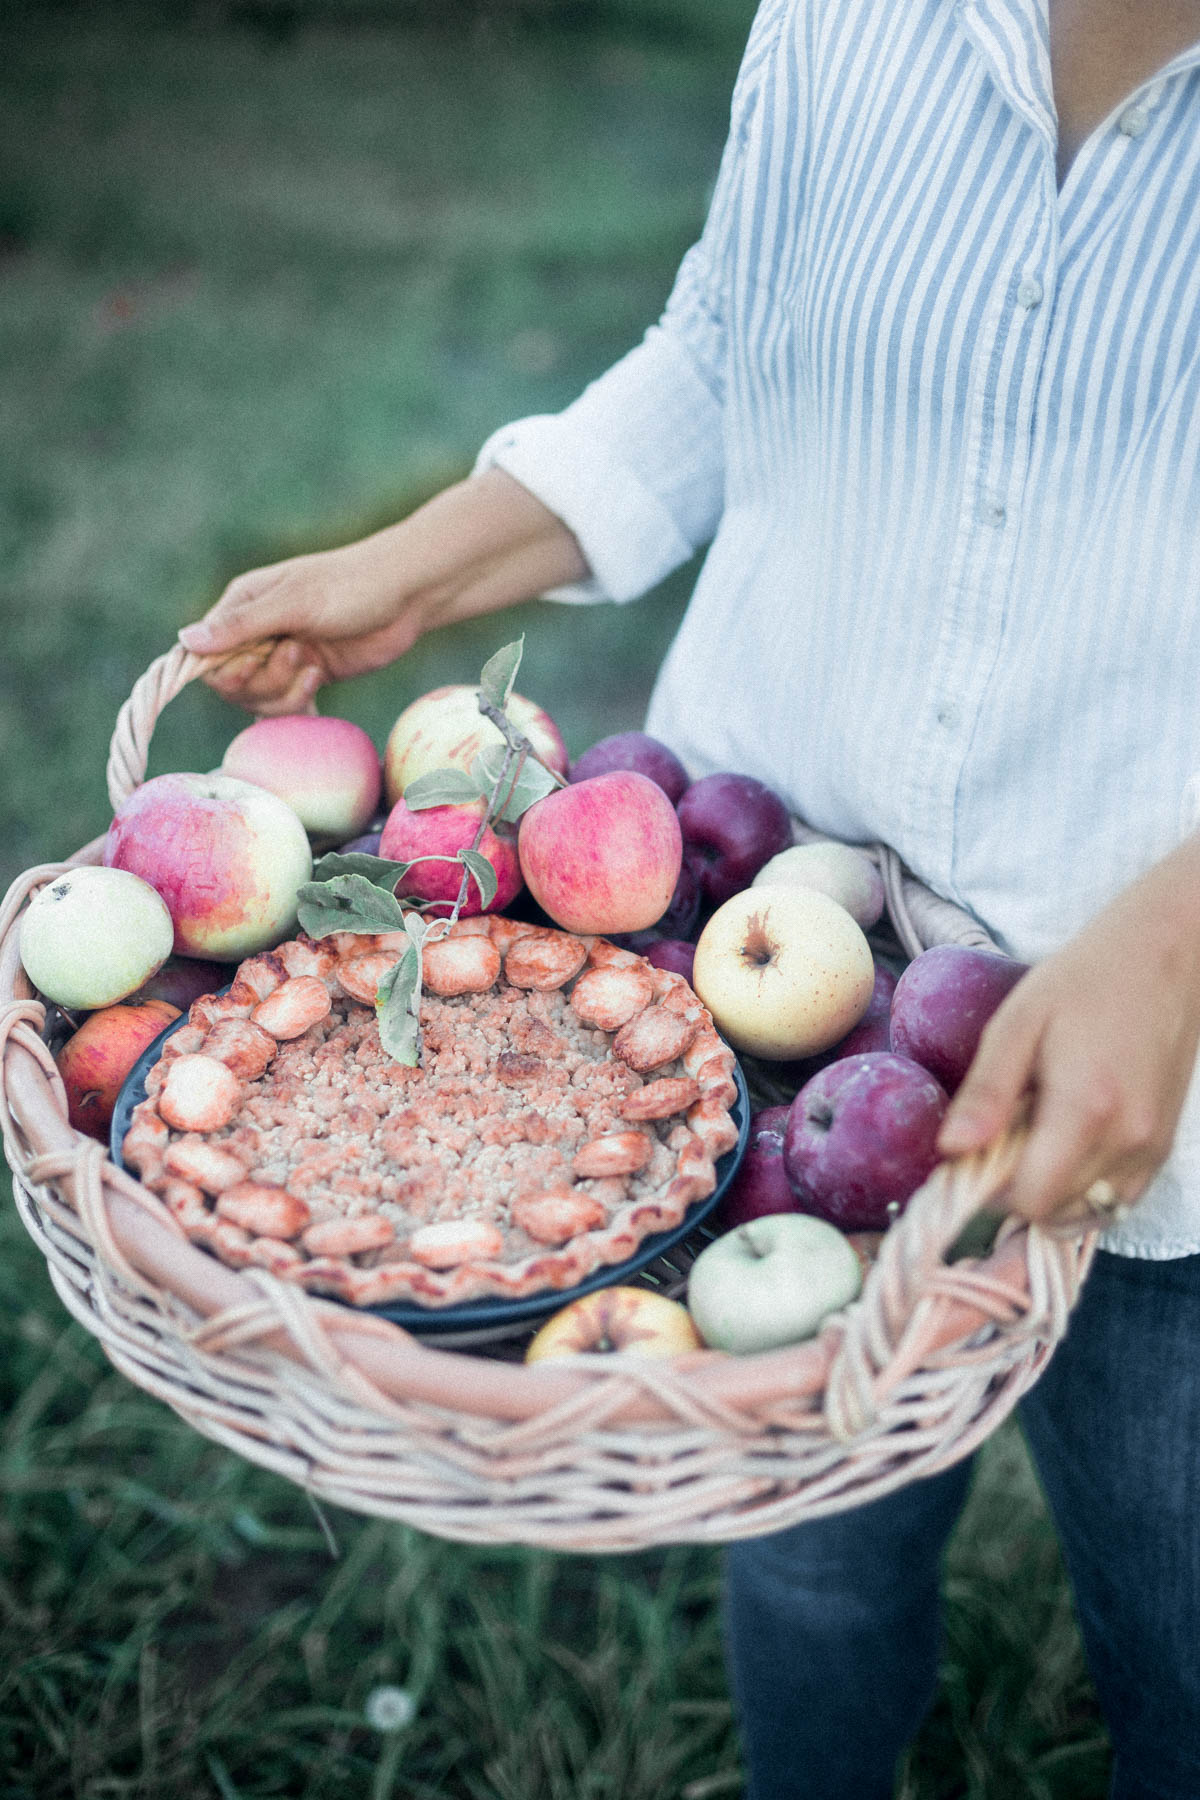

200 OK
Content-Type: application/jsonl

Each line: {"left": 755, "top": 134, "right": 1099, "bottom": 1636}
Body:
{"left": 292, "top": 636, "right": 561, "bottom": 1066}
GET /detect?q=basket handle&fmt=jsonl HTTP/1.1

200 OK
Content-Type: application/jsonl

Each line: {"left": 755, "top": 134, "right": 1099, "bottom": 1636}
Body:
{"left": 106, "top": 640, "right": 290, "bottom": 812}
{"left": 823, "top": 1125, "right": 1095, "bottom": 1439}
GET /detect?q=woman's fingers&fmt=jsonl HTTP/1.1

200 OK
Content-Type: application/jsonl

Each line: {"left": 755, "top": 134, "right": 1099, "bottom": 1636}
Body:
{"left": 1002, "top": 1067, "right": 1123, "bottom": 1221}
{"left": 221, "top": 655, "right": 323, "bottom": 716}
{"left": 179, "top": 566, "right": 285, "bottom": 652}
{"left": 938, "top": 944, "right": 1183, "bottom": 1225}
{"left": 178, "top": 561, "right": 336, "bottom": 710}
{"left": 190, "top": 634, "right": 326, "bottom": 713}
{"left": 937, "top": 988, "right": 1041, "bottom": 1157}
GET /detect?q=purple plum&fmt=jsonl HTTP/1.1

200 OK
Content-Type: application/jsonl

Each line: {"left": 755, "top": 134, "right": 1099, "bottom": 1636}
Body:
{"left": 642, "top": 938, "right": 696, "bottom": 984}
{"left": 655, "top": 849, "right": 703, "bottom": 940}
{"left": 676, "top": 772, "right": 793, "bottom": 906}
{"left": 569, "top": 731, "right": 690, "bottom": 803}
{"left": 781, "top": 959, "right": 898, "bottom": 1087}
{"left": 889, "top": 944, "right": 1029, "bottom": 1094}
{"left": 124, "top": 956, "right": 220, "bottom": 1012}
{"left": 714, "top": 1105, "right": 798, "bottom": 1231}
{"left": 337, "top": 830, "right": 384, "bottom": 857}
{"left": 783, "top": 1051, "right": 949, "bottom": 1232}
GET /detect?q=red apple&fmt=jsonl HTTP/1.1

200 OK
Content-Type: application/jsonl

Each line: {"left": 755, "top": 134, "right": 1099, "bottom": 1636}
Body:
{"left": 783, "top": 1051, "right": 949, "bottom": 1232}
{"left": 384, "top": 684, "right": 568, "bottom": 806}
{"left": 569, "top": 731, "right": 690, "bottom": 803}
{"left": 56, "top": 999, "right": 180, "bottom": 1141}
{"left": 713, "top": 1104, "right": 798, "bottom": 1230}
{"left": 889, "top": 944, "right": 1030, "bottom": 1094}
{"left": 676, "top": 773, "right": 793, "bottom": 905}
{"left": 642, "top": 938, "right": 696, "bottom": 984}
{"left": 104, "top": 772, "right": 313, "bottom": 961}
{"left": 517, "top": 770, "right": 683, "bottom": 934}
{"left": 221, "top": 713, "right": 382, "bottom": 843}
{"left": 379, "top": 795, "right": 521, "bottom": 917}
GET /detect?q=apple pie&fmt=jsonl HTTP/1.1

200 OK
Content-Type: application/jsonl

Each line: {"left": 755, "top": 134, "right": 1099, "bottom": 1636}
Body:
{"left": 120, "top": 916, "right": 741, "bottom": 1308}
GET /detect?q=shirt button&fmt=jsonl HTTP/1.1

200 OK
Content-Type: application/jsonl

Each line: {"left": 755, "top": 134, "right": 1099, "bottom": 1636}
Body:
{"left": 936, "top": 704, "right": 960, "bottom": 730}
{"left": 976, "top": 497, "right": 1007, "bottom": 526}
{"left": 1119, "top": 106, "right": 1150, "bottom": 138}
{"left": 1017, "top": 275, "right": 1043, "bottom": 309}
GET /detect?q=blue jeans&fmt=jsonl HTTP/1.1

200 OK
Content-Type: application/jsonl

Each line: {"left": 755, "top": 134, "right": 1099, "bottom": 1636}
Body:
{"left": 723, "top": 1251, "right": 1200, "bottom": 1800}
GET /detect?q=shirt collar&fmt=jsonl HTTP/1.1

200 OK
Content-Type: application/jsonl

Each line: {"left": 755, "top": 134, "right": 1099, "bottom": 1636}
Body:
{"left": 955, "top": 0, "right": 1055, "bottom": 150}
{"left": 956, "top": 0, "right": 1200, "bottom": 154}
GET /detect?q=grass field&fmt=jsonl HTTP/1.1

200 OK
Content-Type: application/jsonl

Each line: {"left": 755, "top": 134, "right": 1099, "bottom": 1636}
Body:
{"left": 0, "top": 4, "right": 1110, "bottom": 1793}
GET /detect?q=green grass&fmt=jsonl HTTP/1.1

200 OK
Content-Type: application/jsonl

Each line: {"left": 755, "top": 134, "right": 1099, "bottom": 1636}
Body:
{"left": 0, "top": 5, "right": 1109, "bottom": 1794}
{"left": 1, "top": 0, "right": 728, "bottom": 887}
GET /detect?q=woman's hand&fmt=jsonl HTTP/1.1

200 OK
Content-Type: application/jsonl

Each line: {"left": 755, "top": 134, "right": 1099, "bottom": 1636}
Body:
{"left": 937, "top": 833, "right": 1200, "bottom": 1225}
{"left": 178, "top": 468, "right": 589, "bottom": 715}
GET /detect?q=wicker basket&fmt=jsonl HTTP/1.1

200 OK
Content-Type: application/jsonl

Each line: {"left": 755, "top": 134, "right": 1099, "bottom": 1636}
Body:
{"left": 0, "top": 648, "right": 1096, "bottom": 1551}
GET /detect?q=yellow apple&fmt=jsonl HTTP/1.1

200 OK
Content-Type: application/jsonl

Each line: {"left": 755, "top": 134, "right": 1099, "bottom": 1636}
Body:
{"left": 691, "top": 885, "right": 875, "bottom": 1060}
{"left": 525, "top": 1285, "right": 703, "bottom": 1362}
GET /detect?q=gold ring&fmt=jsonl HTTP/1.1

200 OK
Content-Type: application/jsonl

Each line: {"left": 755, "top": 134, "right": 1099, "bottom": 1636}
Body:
{"left": 1085, "top": 1178, "right": 1122, "bottom": 1215}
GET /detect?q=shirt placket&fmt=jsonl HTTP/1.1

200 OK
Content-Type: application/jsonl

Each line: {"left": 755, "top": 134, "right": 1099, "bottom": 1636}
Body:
{"left": 899, "top": 0, "right": 1059, "bottom": 900}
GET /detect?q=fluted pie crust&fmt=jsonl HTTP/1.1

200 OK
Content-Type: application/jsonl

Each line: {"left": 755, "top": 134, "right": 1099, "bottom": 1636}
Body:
{"left": 121, "top": 916, "right": 740, "bottom": 1308}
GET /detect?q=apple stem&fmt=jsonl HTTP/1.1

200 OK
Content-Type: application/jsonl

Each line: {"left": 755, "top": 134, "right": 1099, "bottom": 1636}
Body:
{"left": 477, "top": 697, "right": 569, "bottom": 789}
{"left": 736, "top": 1226, "right": 768, "bottom": 1260}
{"left": 432, "top": 742, "right": 526, "bottom": 939}
{"left": 333, "top": 680, "right": 569, "bottom": 1067}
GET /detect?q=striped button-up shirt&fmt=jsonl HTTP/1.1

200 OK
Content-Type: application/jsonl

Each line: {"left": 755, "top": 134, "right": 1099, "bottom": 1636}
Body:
{"left": 478, "top": 0, "right": 1200, "bottom": 1256}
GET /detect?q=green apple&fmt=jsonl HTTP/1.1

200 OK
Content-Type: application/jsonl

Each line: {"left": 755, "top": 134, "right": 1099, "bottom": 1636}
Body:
{"left": 20, "top": 866, "right": 175, "bottom": 1010}
{"left": 687, "top": 1212, "right": 863, "bottom": 1353}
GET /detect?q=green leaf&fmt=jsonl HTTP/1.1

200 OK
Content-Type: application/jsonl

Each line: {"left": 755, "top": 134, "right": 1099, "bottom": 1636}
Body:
{"left": 295, "top": 873, "right": 410, "bottom": 939}
{"left": 403, "top": 912, "right": 430, "bottom": 949}
{"left": 478, "top": 636, "right": 524, "bottom": 713}
{"left": 457, "top": 847, "right": 498, "bottom": 911}
{"left": 311, "top": 851, "right": 415, "bottom": 886}
{"left": 472, "top": 745, "right": 560, "bottom": 824}
{"left": 403, "top": 768, "right": 487, "bottom": 811}
{"left": 376, "top": 942, "right": 422, "bottom": 1066}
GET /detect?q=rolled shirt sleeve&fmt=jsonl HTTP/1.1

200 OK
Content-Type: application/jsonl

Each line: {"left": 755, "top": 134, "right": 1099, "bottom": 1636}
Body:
{"left": 473, "top": 0, "right": 787, "bottom": 604}
{"left": 473, "top": 321, "right": 725, "bottom": 603}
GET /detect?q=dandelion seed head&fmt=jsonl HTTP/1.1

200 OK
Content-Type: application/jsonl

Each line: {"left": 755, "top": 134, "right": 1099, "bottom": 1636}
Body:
{"left": 365, "top": 1685, "right": 416, "bottom": 1733}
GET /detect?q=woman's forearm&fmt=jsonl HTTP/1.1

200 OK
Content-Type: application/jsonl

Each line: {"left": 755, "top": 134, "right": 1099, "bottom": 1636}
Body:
{"left": 179, "top": 468, "right": 589, "bottom": 712}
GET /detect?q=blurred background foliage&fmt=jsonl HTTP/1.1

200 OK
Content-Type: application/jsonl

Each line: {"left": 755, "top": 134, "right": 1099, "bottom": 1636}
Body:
{"left": 0, "top": 0, "right": 755, "bottom": 891}
{"left": 0, "top": 3, "right": 1108, "bottom": 1794}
